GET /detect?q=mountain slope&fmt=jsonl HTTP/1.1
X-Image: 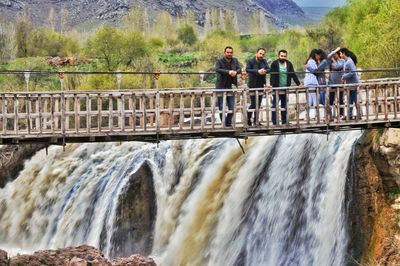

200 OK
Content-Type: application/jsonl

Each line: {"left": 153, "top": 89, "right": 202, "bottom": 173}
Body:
{"left": 0, "top": 0, "right": 309, "bottom": 31}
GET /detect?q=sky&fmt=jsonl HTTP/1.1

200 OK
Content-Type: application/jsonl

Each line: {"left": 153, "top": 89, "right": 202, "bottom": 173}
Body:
{"left": 293, "top": 0, "right": 346, "bottom": 7}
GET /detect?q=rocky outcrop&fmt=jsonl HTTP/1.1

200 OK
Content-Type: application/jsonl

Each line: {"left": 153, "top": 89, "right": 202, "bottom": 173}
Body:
{"left": 105, "top": 161, "right": 157, "bottom": 259}
{"left": 347, "top": 129, "right": 400, "bottom": 265}
{"left": 3, "top": 245, "right": 156, "bottom": 266}
{"left": 0, "top": 144, "right": 46, "bottom": 188}
{"left": 0, "top": 249, "right": 8, "bottom": 266}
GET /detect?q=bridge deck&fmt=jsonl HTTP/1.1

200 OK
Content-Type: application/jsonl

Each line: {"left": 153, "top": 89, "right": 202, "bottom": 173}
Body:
{"left": 0, "top": 80, "right": 399, "bottom": 144}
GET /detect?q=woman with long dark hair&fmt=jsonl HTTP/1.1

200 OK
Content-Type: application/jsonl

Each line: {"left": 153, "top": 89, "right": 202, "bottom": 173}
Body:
{"left": 340, "top": 47, "right": 359, "bottom": 119}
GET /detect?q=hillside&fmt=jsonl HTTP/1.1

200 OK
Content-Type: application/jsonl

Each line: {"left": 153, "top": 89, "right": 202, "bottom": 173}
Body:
{"left": 0, "top": 0, "right": 309, "bottom": 32}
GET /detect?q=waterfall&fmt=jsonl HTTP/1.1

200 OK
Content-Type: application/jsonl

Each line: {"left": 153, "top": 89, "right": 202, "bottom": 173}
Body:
{"left": 0, "top": 132, "right": 360, "bottom": 265}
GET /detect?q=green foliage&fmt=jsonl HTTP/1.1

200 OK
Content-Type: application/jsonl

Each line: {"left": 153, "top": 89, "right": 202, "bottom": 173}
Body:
{"left": 2, "top": 57, "right": 59, "bottom": 91}
{"left": 14, "top": 19, "right": 33, "bottom": 57}
{"left": 159, "top": 52, "right": 199, "bottom": 69}
{"left": 85, "top": 25, "right": 125, "bottom": 70}
{"left": 344, "top": 0, "right": 400, "bottom": 77}
{"left": 276, "top": 29, "right": 315, "bottom": 70}
{"left": 177, "top": 24, "right": 198, "bottom": 46}
{"left": 240, "top": 34, "right": 280, "bottom": 54}
{"left": 27, "top": 28, "right": 80, "bottom": 57}
{"left": 199, "top": 30, "right": 241, "bottom": 69}
{"left": 0, "top": 21, "right": 15, "bottom": 64}
{"left": 306, "top": 7, "right": 347, "bottom": 51}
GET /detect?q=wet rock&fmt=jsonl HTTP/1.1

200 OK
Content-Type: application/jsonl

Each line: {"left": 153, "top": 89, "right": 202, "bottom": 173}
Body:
{"left": 0, "top": 249, "right": 8, "bottom": 266}
{"left": 9, "top": 245, "right": 111, "bottom": 266}
{"left": 104, "top": 161, "right": 157, "bottom": 258}
{"left": 111, "top": 254, "right": 156, "bottom": 266}
{"left": 0, "top": 144, "right": 46, "bottom": 188}
{"left": 347, "top": 129, "right": 400, "bottom": 265}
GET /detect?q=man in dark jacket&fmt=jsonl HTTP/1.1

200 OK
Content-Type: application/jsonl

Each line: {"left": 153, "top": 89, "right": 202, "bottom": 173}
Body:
{"left": 215, "top": 46, "right": 242, "bottom": 127}
{"left": 270, "top": 49, "right": 301, "bottom": 125}
{"left": 246, "top": 47, "right": 270, "bottom": 126}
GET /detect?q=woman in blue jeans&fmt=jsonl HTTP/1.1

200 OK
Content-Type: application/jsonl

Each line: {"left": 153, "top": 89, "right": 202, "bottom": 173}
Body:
{"left": 340, "top": 48, "right": 359, "bottom": 119}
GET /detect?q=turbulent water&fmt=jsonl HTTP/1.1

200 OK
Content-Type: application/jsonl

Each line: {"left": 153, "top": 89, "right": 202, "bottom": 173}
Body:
{"left": 0, "top": 132, "right": 361, "bottom": 265}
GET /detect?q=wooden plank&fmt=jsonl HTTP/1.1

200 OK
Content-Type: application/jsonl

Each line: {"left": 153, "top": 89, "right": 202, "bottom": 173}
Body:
{"left": 375, "top": 85, "right": 379, "bottom": 120}
{"left": 211, "top": 91, "right": 216, "bottom": 129}
{"left": 169, "top": 93, "right": 173, "bottom": 130}
{"left": 316, "top": 87, "right": 320, "bottom": 124}
{"left": 222, "top": 91, "right": 226, "bottom": 127}
{"left": 142, "top": 95, "right": 147, "bottom": 131}
{"left": 2, "top": 94, "right": 6, "bottom": 134}
{"left": 394, "top": 84, "right": 398, "bottom": 119}
{"left": 232, "top": 91, "right": 237, "bottom": 128}
{"left": 61, "top": 93, "right": 66, "bottom": 135}
{"left": 190, "top": 92, "right": 195, "bottom": 130}
{"left": 295, "top": 88, "right": 300, "bottom": 126}
{"left": 121, "top": 94, "right": 125, "bottom": 132}
{"left": 97, "top": 94, "right": 102, "bottom": 132}
{"left": 109, "top": 94, "right": 113, "bottom": 132}
{"left": 132, "top": 93, "right": 137, "bottom": 132}
{"left": 264, "top": 88, "right": 270, "bottom": 127}
{"left": 155, "top": 92, "right": 160, "bottom": 132}
{"left": 26, "top": 94, "right": 31, "bottom": 134}
{"left": 13, "top": 94, "right": 18, "bottom": 135}
{"left": 366, "top": 85, "right": 370, "bottom": 122}
{"left": 384, "top": 84, "right": 388, "bottom": 120}
{"left": 50, "top": 95, "right": 55, "bottom": 133}
{"left": 179, "top": 93, "right": 184, "bottom": 130}
{"left": 200, "top": 92, "right": 205, "bottom": 130}
{"left": 38, "top": 94, "right": 43, "bottom": 134}
{"left": 87, "top": 93, "right": 91, "bottom": 133}
{"left": 75, "top": 94, "right": 79, "bottom": 133}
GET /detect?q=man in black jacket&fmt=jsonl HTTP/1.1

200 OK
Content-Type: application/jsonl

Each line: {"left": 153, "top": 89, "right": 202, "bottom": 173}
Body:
{"left": 270, "top": 49, "right": 301, "bottom": 125}
{"left": 246, "top": 47, "right": 270, "bottom": 126}
{"left": 215, "top": 46, "right": 242, "bottom": 127}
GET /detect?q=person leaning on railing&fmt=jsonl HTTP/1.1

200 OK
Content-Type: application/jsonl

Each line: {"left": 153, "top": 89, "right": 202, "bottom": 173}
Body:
{"left": 246, "top": 47, "right": 270, "bottom": 126}
{"left": 215, "top": 46, "right": 242, "bottom": 127}
{"left": 270, "top": 49, "right": 301, "bottom": 125}
{"left": 340, "top": 47, "right": 359, "bottom": 119}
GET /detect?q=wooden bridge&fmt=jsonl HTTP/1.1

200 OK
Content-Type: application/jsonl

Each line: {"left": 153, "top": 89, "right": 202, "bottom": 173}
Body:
{"left": 0, "top": 79, "right": 399, "bottom": 145}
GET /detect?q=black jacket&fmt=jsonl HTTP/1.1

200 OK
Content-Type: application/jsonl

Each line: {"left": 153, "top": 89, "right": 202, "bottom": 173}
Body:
{"left": 215, "top": 57, "right": 242, "bottom": 89}
{"left": 246, "top": 57, "right": 270, "bottom": 88}
{"left": 270, "top": 59, "right": 301, "bottom": 87}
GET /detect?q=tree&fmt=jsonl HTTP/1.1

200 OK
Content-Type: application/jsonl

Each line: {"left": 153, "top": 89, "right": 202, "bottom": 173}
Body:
{"left": 14, "top": 17, "right": 33, "bottom": 57}
{"left": 0, "top": 21, "right": 15, "bottom": 64}
{"left": 45, "top": 7, "right": 56, "bottom": 31}
{"left": 224, "top": 10, "right": 239, "bottom": 34}
{"left": 177, "top": 24, "right": 197, "bottom": 46}
{"left": 85, "top": 25, "right": 125, "bottom": 70}
{"left": 122, "top": 6, "right": 149, "bottom": 34}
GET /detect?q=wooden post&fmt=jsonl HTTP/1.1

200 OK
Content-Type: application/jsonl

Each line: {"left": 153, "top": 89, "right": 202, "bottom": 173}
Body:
{"left": 132, "top": 93, "right": 137, "bottom": 132}
{"left": 61, "top": 92, "right": 66, "bottom": 135}
{"left": 50, "top": 95, "right": 55, "bottom": 133}
{"left": 38, "top": 94, "right": 43, "bottom": 134}
{"left": 169, "top": 93, "right": 173, "bottom": 131}
{"left": 2, "top": 94, "right": 6, "bottom": 134}
{"left": 13, "top": 94, "right": 18, "bottom": 135}
{"left": 26, "top": 94, "right": 31, "bottom": 134}
{"left": 121, "top": 94, "right": 125, "bottom": 132}
{"left": 87, "top": 93, "right": 91, "bottom": 133}
{"left": 190, "top": 92, "right": 195, "bottom": 130}
{"left": 97, "top": 94, "right": 102, "bottom": 132}
{"left": 109, "top": 94, "right": 113, "bottom": 132}
{"left": 179, "top": 93, "right": 184, "bottom": 130}
{"left": 384, "top": 84, "right": 388, "bottom": 120}
{"left": 200, "top": 92, "right": 205, "bottom": 130}
{"left": 366, "top": 85, "right": 370, "bottom": 122}
{"left": 75, "top": 94, "right": 80, "bottom": 133}
{"left": 295, "top": 88, "right": 300, "bottom": 127}
{"left": 394, "top": 84, "right": 398, "bottom": 119}
{"left": 264, "top": 88, "right": 270, "bottom": 127}
{"left": 316, "top": 87, "right": 320, "bottom": 124}
{"left": 211, "top": 91, "right": 216, "bottom": 130}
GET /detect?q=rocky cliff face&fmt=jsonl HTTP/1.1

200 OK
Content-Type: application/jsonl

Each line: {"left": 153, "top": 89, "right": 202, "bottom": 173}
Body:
{"left": 0, "top": 0, "right": 308, "bottom": 31}
{"left": 347, "top": 129, "right": 400, "bottom": 265}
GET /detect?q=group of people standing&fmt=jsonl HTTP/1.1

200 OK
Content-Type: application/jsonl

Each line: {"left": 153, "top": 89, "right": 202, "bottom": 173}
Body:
{"left": 215, "top": 45, "right": 359, "bottom": 127}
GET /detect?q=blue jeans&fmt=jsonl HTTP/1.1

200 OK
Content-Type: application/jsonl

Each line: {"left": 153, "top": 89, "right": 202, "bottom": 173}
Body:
{"left": 217, "top": 95, "right": 234, "bottom": 126}
{"left": 349, "top": 89, "right": 357, "bottom": 118}
{"left": 272, "top": 94, "right": 287, "bottom": 125}
{"left": 248, "top": 94, "right": 263, "bottom": 124}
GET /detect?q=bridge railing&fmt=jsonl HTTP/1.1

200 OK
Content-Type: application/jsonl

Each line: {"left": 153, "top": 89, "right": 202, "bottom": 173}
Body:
{"left": 0, "top": 80, "right": 399, "bottom": 139}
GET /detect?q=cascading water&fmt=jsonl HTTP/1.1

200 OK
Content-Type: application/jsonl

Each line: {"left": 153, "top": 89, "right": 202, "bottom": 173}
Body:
{"left": 0, "top": 131, "right": 360, "bottom": 265}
